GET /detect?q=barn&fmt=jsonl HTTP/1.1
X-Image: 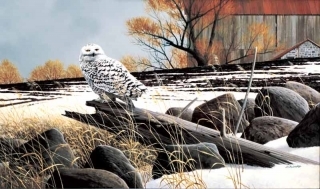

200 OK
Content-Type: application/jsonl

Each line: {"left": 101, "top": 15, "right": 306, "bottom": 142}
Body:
{"left": 272, "top": 38, "right": 320, "bottom": 60}
{"left": 188, "top": 0, "right": 320, "bottom": 66}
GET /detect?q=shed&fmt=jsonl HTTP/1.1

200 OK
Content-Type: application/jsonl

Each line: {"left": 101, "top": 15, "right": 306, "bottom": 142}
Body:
{"left": 271, "top": 39, "right": 320, "bottom": 60}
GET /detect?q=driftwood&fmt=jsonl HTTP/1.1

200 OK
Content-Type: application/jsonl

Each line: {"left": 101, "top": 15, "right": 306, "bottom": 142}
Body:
{"left": 63, "top": 100, "right": 318, "bottom": 168}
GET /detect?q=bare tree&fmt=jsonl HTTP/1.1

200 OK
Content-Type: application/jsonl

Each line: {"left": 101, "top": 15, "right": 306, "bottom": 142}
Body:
{"left": 127, "top": 0, "right": 232, "bottom": 67}
{"left": 120, "top": 55, "right": 152, "bottom": 71}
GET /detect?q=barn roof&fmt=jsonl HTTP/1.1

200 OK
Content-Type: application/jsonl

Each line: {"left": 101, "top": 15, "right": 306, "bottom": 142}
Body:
{"left": 227, "top": 0, "right": 320, "bottom": 15}
{"left": 271, "top": 38, "right": 320, "bottom": 60}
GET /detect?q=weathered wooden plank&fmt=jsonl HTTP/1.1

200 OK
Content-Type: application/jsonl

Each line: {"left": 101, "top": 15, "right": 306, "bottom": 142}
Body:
{"left": 63, "top": 100, "right": 318, "bottom": 168}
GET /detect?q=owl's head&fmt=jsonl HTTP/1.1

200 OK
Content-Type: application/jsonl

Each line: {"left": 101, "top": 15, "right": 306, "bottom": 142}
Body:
{"left": 79, "top": 43, "right": 106, "bottom": 62}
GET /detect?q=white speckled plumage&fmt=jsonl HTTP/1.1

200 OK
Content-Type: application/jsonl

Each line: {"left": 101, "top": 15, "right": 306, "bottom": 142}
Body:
{"left": 79, "top": 44, "right": 147, "bottom": 106}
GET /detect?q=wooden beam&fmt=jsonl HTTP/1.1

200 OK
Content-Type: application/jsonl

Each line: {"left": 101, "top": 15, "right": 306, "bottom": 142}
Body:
{"left": 63, "top": 100, "right": 318, "bottom": 168}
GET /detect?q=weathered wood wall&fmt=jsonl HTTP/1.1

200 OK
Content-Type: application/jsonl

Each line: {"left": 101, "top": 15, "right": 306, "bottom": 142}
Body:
{"left": 277, "top": 16, "right": 320, "bottom": 47}
{"left": 190, "top": 15, "right": 320, "bottom": 65}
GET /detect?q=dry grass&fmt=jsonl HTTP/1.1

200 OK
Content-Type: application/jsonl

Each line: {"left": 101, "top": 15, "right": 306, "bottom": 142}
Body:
{"left": 0, "top": 86, "right": 250, "bottom": 189}
{"left": 0, "top": 112, "right": 157, "bottom": 188}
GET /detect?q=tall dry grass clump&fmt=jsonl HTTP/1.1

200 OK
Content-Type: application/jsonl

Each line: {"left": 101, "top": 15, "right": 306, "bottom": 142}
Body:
{"left": 0, "top": 111, "right": 157, "bottom": 188}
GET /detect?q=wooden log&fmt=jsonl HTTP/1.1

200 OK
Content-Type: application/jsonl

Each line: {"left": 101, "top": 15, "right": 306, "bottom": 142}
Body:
{"left": 63, "top": 100, "right": 318, "bottom": 168}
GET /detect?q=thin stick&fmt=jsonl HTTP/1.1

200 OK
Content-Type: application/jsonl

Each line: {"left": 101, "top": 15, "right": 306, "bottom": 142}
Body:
{"left": 154, "top": 72, "right": 163, "bottom": 86}
{"left": 234, "top": 47, "right": 258, "bottom": 135}
{"left": 219, "top": 107, "right": 226, "bottom": 137}
{"left": 177, "top": 97, "right": 197, "bottom": 118}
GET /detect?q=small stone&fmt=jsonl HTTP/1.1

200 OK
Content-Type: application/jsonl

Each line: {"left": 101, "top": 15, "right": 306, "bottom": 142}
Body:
{"left": 165, "top": 107, "right": 193, "bottom": 121}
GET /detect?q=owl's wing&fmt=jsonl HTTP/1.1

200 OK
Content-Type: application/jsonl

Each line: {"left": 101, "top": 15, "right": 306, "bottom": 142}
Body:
{"left": 104, "top": 58, "right": 147, "bottom": 97}
{"left": 83, "top": 56, "right": 146, "bottom": 97}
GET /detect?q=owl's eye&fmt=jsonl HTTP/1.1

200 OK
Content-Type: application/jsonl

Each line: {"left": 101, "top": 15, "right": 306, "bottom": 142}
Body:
{"left": 95, "top": 49, "right": 99, "bottom": 51}
{"left": 85, "top": 49, "right": 90, "bottom": 52}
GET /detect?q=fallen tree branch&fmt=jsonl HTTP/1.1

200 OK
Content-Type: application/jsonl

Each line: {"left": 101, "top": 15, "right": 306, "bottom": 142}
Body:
{"left": 63, "top": 100, "right": 318, "bottom": 168}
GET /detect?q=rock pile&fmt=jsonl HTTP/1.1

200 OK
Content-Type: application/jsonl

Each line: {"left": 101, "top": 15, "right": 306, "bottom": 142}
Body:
{"left": 1, "top": 129, "right": 143, "bottom": 188}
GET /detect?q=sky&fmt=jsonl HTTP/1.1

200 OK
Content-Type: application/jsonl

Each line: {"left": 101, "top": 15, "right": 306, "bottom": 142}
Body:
{"left": 0, "top": 0, "right": 148, "bottom": 78}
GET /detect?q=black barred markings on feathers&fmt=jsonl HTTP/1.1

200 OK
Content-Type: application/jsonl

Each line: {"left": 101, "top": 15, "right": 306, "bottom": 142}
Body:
{"left": 79, "top": 44, "right": 147, "bottom": 106}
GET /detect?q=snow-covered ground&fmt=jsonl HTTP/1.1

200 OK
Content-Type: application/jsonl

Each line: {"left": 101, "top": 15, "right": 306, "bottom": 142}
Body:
{"left": 0, "top": 86, "right": 319, "bottom": 188}
{"left": 0, "top": 63, "right": 319, "bottom": 188}
{"left": 146, "top": 164, "right": 319, "bottom": 188}
{"left": 147, "top": 135, "right": 320, "bottom": 188}
{"left": 147, "top": 136, "right": 320, "bottom": 188}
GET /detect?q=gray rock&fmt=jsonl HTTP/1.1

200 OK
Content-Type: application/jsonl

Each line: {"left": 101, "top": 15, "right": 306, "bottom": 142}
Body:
{"left": 192, "top": 93, "right": 249, "bottom": 133}
{"left": 238, "top": 98, "right": 256, "bottom": 123}
{"left": 46, "top": 168, "right": 129, "bottom": 188}
{"left": 165, "top": 107, "right": 193, "bottom": 121}
{"left": 152, "top": 142, "right": 225, "bottom": 179}
{"left": 0, "top": 138, "right": 26, "bottom": 161}
{"left": 86, "top": 145, "right": 143, "bottom": 188}
{"left": 255, "top": 87, "right": 309, "bottom": 122}
{"left": 241, "top": 116, "right": 298, "bottom": 144}
{"left": 14, "top": 128, "right": 77, "bottom": 171}
{"left": 284, "top": 81, "right": 320, "bottom": 108}
{"left": 287, "top": 103, "right": 320, "bottom": 148}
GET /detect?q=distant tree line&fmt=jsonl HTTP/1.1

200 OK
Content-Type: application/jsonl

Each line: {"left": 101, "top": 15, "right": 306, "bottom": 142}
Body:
{"left": 0, "top": 59, "right": 83, "bottom": 84}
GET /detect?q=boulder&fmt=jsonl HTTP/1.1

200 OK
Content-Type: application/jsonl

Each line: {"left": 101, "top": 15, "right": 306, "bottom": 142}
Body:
{"left": 86, "top": 145, "right": 143, "bottom": 188}
{"left": 241, "top": 116, "right": 298, "bottom": 144}
{"left": 14, "top": 128, "right": 77, "bottom": 171}
{"left": 284, "top": 81, "right": 320, "bottom": 108}
{"left": 46, "top": 168, "right": 129, "bottom": 188}
{"left": 287, "top": 103, "right": 320, "bottom": 147}
{"left": 0, "top": 138, "right": 26, "bottom": 161}
{"left": 192, "top": 93, "right": 249, "bottom": 133}
{"left": 165, "top": 107, "right": 193, "bottom": 121}
{"left": 152, "top": 142, "right": 225, "bottom": 179}
{"left": 238, "top": 98, "right": 256, "bottom": 122}
{"left": 255, "top": 87, "right": 309, "bottom": 122}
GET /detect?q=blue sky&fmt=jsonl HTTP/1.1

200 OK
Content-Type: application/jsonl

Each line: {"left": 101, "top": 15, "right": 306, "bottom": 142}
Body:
{"left": 0, "top": 0, "right": 148, "bottom": 78}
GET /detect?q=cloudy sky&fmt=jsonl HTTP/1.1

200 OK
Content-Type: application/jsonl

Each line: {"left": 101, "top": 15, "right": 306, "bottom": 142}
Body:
{"left": 0, "top": 0, "right": 148, "bottom": 78}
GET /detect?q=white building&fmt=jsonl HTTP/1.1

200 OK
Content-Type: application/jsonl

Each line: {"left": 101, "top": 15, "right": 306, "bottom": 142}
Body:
{"left": 272, "top": 38, "right": 320, "bottom": 60}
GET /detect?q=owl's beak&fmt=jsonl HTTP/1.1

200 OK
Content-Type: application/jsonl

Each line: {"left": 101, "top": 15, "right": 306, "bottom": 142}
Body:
{"left": 92, "top": 52, "right": 95, "bottom": 57}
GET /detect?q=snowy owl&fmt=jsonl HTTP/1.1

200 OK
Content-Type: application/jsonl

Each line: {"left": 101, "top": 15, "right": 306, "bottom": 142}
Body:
{"left": 79, "top": 43, "right": 147, "bottom": 108}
